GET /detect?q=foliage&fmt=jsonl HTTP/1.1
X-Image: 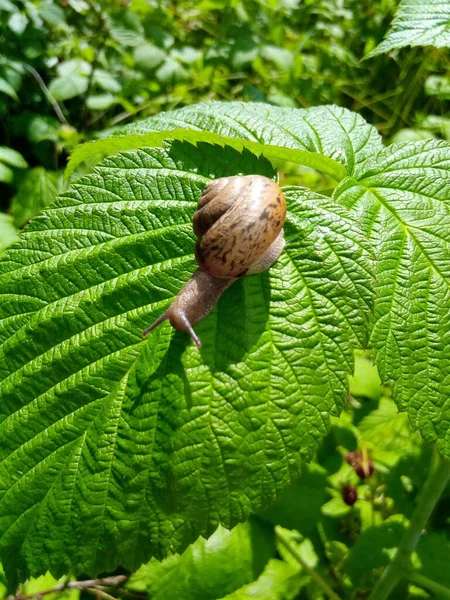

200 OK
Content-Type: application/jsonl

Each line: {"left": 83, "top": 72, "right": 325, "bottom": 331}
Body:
{"left": 1, "top": 2, "right": 450, "bottom": 600}
{"left": 369, "top": 0, "right": 450, "bottom": 56}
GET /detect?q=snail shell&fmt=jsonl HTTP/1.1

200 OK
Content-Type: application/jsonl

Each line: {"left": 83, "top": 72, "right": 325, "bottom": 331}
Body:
{"left": 143, "top": 174, "right": 286, "bottom": 347}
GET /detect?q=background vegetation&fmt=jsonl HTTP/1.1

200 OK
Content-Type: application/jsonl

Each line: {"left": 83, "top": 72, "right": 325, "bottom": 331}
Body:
{"left": 1, "top": 1, "right": 450, "bottom": 599}
{"left": 1, "top": 0, "right": 450, "bottom": 245}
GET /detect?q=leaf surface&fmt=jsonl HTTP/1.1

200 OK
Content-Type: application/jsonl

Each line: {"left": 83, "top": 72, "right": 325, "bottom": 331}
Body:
{"left": 335, "top": 139, "right": 450, "bottom": 455}
{"left": 66, "top": 101, "right": 383, "bottom": 180}
{"left": 0, "top": 141, "right": 372, "bottom": 580}
{"left": 368, "top": 0, "right": 450, "bottom": 57}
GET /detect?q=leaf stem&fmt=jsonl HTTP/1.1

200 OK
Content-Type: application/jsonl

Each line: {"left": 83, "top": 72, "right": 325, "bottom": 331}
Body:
{"left": 368, "top": 447, "right": 450, "bottom": 600}
{"left": 275, "top": 527, "right": 343, "bottom": 600}
{"left": 408, "top": 573, "right": 450, "bottom": 599}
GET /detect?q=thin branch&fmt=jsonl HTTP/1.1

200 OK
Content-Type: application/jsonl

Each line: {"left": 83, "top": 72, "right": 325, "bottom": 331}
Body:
{"left": 22, "top": 64, "right": 69, "bottom": 125}
{"left": 86, "top": 587, "right": 119, "bottom": 600}
{"left": 7, "top": 575, "right": 128, "bottom": 600}
{"left": 275, "top": 527, "right": 343, "bottom": 600}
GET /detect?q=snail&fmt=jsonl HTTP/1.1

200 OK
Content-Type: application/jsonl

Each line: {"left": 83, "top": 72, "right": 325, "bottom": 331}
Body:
{"left": 143, "top": 174, "right": 286, "bottom": 347}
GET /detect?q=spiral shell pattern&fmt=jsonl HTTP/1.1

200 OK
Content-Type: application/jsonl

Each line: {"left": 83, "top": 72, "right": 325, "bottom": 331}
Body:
{"left": 193, "top": 175, "right": 286, "bottom": 278}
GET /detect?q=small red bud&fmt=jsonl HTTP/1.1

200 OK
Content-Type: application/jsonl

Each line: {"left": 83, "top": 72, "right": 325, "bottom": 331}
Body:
{"left": 344, "top": 450, "right": 375, "bottom": 479}
{"left": 342, "top": 484, "right": 358, "bottom": 506}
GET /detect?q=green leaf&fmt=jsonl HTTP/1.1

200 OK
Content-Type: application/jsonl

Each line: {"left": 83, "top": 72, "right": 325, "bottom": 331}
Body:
{"left": 0, "top": 77, "right": 18, "bottom": 101}
{"left": 0, "top": 213, "right": 19, "bottom": 256}
{"left": 0, "top": 147, "right": 28, "bottom": 169}
{"left": 347, "top": 517, "right": 406, "bottom": 585}
{"left": 358, "top": 397, "right": 421, "bottom": 456}
{"left": 260, "top": 462, "right": 328, "bottom": 537}
{"left": 48, "top": 76, "right": 88, "bottom": 101}
{"left": 0, "top": 163, "right": 13, "bottom": 184}
{"left": 416, "top": 532, "right": 450, "bottom": 588}
{"left": 155, "top": 58, "right": 188, "bottom": 83}
{"left": 56, "top": 60, "right": 91, "bottom": 78}
{"left": 86, "top": 94, "right": 117, "bottom": 111}
{"left": 10, "top": 167, "right": 61, "bottom": 227}
{"left": 367, "top": 0, "right": 450, "bottom": 57}
{"left": 220, "top": 559, "right": 306, "bottom": 600}
{"left": 38, "top": 1, "right": 66, "bottom": 26}
{"left": 93, "top": 70, "right": 122, "bottom": 94}
{"left": 0, "top": 141, "right": 373, "bottom": 581}
{"left": 66, "top": 101, "right": 382, "bottom": 180}
{"left": 334, "top": 139, "right": 450, "bottom": 456}
{"left": 107, "top": 10, "right": 144, "bottom": 47}
{"left": 133, "top": 43, "right": 166, "bottom": 72}
{"left": 127, "top": 521, "right": 275, "bottom": 600}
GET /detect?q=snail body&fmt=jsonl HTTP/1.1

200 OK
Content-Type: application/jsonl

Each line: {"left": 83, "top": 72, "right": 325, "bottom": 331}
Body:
{"left": 143, "top": 175, "right": 286, "bottom": 347}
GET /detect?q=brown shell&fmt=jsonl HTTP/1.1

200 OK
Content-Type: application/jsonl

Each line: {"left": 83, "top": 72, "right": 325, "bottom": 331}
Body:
{"left": 193, "top": 175, "right": 286, "bottom": 278}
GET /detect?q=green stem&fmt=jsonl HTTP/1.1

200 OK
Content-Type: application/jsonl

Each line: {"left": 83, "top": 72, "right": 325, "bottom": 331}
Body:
{"left": 275, "top": 527, "right": 342, "bottom": 600}
{"left": 408, "top": 572, "right": 450, "bottom": 599}
{"left": 368, "top": 448, "right": 450, "bottom": 600}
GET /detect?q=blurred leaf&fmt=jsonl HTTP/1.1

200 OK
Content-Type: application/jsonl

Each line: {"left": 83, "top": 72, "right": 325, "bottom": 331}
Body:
{"left": 127, "top": 522, "right": 275, "bottom": 600}
{"left": 170, "top": 47, "right": 202, "bottom": 65}
{"left": 23, "top": 114, "right": 60, "bottom": 143}
{"left": 358, "top": 397, "right": 421, "bottom": 456}
{"left": 93, "top": 70, "right": 121, "bottom": 94}
{"left": 348, "top": 351, "right": 382, "bottom": 400}
{"left": 48, "top": 75, "right": 88, "bottom": 101}
{"left": 0, "top": 0, "right": 15, "bottom": 11}
{"left": 261, "top": 45, "right": 294, "bottom": 71}
{"left": 0, "top": 147, "right": 27, "bottom": 169}
{"left": 86, "top": 94, "right": 117, "bottom": 111}
{"left": 156, "top": 58, "right": 189, "bottom": 83}
{"left": 321, "top": 497, "right": 352, "bottom": 519}
{"left": 107, "top": 11, "right": 144, "bottom": 47}
{"left": 424, "top": 75, "right": 450, "bottom": 99}
{"left": 38, "top": 1, "right": 66, "bottom": 26}
{"left": 220, "top": 558, "right": 307, "bottom": 600}
{"left": 133, "top": 42, "right": 166, "bottom": 72}
{"left": 56, "top": 59, "right": 91, "bottom": 78}
{"left": 0, "top": 77, "right": 18, "bottom": 100}
{"left": 0, "top": 162, "right": 13, "bottom": 183}
{"left": 389, "top": 128, "right": 436, "bottom": 144}
{"left": 0, "top": 213, "right": 18, "bottom": 255}
{"left": 260, "top": 462, "right": 328, "bottom": 536}
{"left": 276, "top": 528, "right": 319, "bottom": 571}
{"left": 416, "top": 533, "right": 450, "bottom": 588}
{"left": 10, "top": 167, "right": 61, "bottom": 226}
{"left": 8, "top": 12, "right": 28, "bottom": 35}
{"left": 347, "top": 517, "right": 406, "bottom": 585}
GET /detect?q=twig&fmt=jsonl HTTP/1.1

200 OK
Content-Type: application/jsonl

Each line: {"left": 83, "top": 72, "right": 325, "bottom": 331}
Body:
{"left": 7, "top": 575, "right": 128, "bottom": 600}
{"left": 86, "top": 587, "right": 120, "bottom": 600}
{"left": 275, "top": 526, "right": 343, "bottom": 600}
{"left": 22, "top": 64, "right": 69, "bottom": 125}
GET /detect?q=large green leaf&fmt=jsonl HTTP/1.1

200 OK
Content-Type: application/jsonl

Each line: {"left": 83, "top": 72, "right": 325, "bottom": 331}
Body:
{"left": 66, "top": 102, "right": 383, "bottom": 179}
{"left": 367, "top": 0, "right": 450, "bottom": 57}
{"left": 335, "top": 139, "right": 450, "bottom": 456}
{"left": 126, "top": 521, "right": 275, "bottom": 600}
{"left": 0, "top": 141, "right": 372, "bottom": 582}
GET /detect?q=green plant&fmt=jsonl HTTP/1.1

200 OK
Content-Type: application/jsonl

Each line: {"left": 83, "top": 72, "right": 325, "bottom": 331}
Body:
{"left": 2, "top": 1, "right": 450, "bottom": 599}
{"left": 2, "top": 97, "right": 450, "bottom": 599}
